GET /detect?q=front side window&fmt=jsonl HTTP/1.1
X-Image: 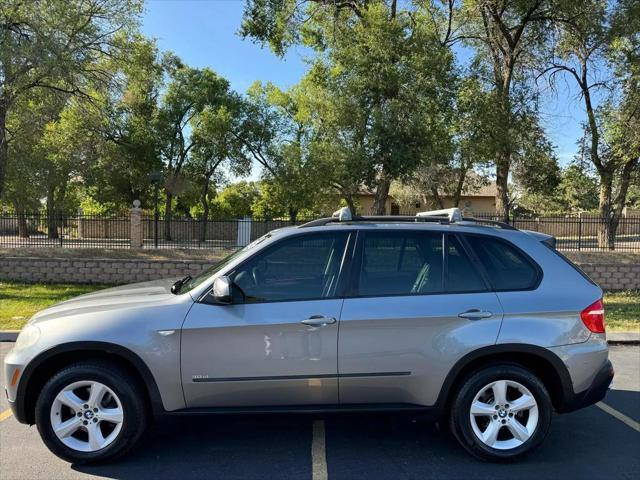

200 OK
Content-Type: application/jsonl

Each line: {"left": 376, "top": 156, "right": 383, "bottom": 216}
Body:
{"left": 464, "top": 235, "right": 539, "bottom": 290}
{"left": 231, "top": 232, "right": 349, "bottom": 303}
{"left": 356, "top": 231, "right": 444, "bottom": 296}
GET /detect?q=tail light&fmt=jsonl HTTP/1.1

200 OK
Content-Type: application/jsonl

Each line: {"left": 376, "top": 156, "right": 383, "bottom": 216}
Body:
{"left": 581, "top": 299, "right": 605, "bottom": 333}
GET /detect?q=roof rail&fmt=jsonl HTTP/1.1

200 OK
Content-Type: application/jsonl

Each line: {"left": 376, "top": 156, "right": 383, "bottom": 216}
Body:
{"left": 416, "top": 208, "right": 463, "bottom": 222}
{"left": 460, "top": 217, "right": 517, "bottom": 230}
{"left": 297, "top": 206, "right": 517, "bottom": 230}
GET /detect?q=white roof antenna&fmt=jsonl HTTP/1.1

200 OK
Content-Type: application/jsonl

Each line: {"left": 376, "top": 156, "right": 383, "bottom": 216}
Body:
{"left": 332, "top": 206, "right": 353, "bottom": 221}
{"left": 416, "top": 207, "right": 463, "bottom": 222}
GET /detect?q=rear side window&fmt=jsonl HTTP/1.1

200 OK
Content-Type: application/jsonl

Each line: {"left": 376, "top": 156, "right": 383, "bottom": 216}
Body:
{"left": 465, "top": 235, "right": 539, "bottom": 291}
{"left": 357, "top": 231, "right": 444, "bottom": 296}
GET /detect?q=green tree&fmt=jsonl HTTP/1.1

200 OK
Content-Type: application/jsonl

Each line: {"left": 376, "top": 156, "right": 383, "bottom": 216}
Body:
{"left": 448, "top": 0, "right": 557, "bottom": 221}
{"left": 0, "top": 0, "right": 142, "bottom": 198}
{"left": 189, "top": 97, "right": 251, "bottom": 240}
{"left": 238, "top": 82, "right": 328, "bottom": 221}
{"left": 3, "top": 90, "right": 65, "bottom": 235}
{"left": 212, "top": 181, "right": 261, "bottom": 218}
{"left": 241, "top": 1, "right": 455, "bottom": 214}
{"left": 83, "top": 36, "right": 167, "bottom": 211}
{"left": 156, "top": 65, "right": 232, "bottom": 238}
{"left": 543, "top": 0, "right": 639, "bottom": 248}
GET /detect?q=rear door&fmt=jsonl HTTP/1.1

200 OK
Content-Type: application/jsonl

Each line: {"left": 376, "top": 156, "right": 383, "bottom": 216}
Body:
{"left": 338, "top": 230, "right": 503, "bottom": 406}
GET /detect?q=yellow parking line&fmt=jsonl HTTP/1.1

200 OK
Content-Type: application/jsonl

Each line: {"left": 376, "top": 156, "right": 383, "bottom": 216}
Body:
{"left": 596, "top": 402, "right": 640, "bottom": 433}
{"left": 0, "top": 409, "right": 12, "bottom": 422}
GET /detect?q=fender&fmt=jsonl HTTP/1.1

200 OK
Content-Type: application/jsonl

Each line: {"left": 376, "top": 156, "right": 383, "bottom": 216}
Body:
{"left": 14, "top": 341, "right": 165, "bottom": 424}
{"left": 434, "top": 343, "right": 575, "bottom": 410}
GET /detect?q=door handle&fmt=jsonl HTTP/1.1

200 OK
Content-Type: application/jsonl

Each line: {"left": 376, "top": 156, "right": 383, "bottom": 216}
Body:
{"left": 301, "top": 315, "right": 337, "bottom": 327}
{"left": 458, "top": 309, "right": 493, "bottom": 320}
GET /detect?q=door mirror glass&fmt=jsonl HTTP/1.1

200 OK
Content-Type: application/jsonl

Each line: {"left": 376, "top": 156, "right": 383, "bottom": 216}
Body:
{"left": 211, "top": 276, "right": 232, "bottom": 304}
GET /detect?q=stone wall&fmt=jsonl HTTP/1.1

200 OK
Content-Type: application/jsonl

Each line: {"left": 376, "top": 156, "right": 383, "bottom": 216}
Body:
{"left": 0, "top": 253, "right": 638, "bottom": 290}
{"left": 0, "top": 257, "right": 212, "bottom": 285}
{"left": 575, "top": 263, "right": 640, "bottom": 291}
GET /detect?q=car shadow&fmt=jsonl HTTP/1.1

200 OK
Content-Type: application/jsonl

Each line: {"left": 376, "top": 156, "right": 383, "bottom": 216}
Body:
{"left": 72, "top": 415, "right": 313, "bottom": 480}
{"left": 71, "top": 391, "right": 639, "bottom": 480}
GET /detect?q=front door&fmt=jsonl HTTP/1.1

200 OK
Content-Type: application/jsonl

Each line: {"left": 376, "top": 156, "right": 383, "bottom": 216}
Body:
{"left": 181, "top": 231, "right": 351, "bottom": 408}
{"left": 338, "top": 231, "right": 504, "bottom": 406}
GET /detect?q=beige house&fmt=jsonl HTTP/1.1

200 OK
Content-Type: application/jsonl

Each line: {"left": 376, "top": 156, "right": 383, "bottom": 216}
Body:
{"left": 354, "top": 182, "right": 498, "bottom": 216}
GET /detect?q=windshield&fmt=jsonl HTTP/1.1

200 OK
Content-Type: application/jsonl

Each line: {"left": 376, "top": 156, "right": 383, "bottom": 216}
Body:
{"left": 179, "top": 233, "right": 273, "bottom": 293}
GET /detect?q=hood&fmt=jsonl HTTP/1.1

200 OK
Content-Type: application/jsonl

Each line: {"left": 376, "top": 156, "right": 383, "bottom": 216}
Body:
{"left": 29, "top": 278, "right": 182, "bottom": 324}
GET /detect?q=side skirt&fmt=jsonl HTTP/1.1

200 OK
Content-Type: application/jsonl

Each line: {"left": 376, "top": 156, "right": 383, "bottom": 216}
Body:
{"left": 163, "top": 403, "right": 442, "bottom": 419}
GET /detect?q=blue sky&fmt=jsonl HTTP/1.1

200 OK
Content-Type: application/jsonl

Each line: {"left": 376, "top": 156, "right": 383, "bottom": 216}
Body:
{"left": 142, "top": 0, "right": 588, "bottom": 169}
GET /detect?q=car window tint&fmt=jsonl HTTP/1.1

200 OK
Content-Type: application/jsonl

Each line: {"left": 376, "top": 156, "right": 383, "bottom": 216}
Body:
{"left": 446, "top": 235, "right": 487, "bottom": 292}
{"left": 465, "top": 235, "right": 538, "bottom": 290}
{"left": 357, "top": 232, "right": 443, "bottom": 296}
{"left": 231, "top": 232, "right": 348, "bottom": 303}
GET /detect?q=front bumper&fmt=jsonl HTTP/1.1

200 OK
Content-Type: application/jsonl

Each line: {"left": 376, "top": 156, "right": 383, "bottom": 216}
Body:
{"left": 558, "top": 360, "right": 614, "bottom": 413}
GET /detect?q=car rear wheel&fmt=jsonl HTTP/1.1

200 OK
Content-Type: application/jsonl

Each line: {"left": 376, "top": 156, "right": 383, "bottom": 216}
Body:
{"left": 449, "top": 364, "right": 552, "bottom": 462}
{"left": 35, "top": 361, "right": 148, "bottom": 463}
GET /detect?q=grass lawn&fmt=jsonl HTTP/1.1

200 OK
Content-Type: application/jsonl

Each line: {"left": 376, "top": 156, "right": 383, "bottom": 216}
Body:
{"left": 0, "top": 282, "right": 109, "bottom": 330}
{"left": 604, "top": 291, "right": 640, "bottom": 333}
{"left": 0, "top": 281, "right": 638, "bottom": 332}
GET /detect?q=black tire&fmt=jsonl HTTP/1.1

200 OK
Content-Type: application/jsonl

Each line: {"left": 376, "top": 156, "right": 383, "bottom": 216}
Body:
{"left": 35, "top": 361, "right": 148, "bottom": 464}
{"left": 449, "top": 364, "right": 552, "bottom": 463}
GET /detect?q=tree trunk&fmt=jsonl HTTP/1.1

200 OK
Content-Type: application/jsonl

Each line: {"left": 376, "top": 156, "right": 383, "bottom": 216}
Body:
{"left": 495, "top": 154, "right": 510, "bottom": 222}
{"left": 430, "top": 186, "right": 444, "bottom": 209}
{"left": 14, "top": 202, "right": 29, "bottom": 238}
{"left": 164, "top": 191, "right": 172, "bottom": 241}
{"left": 343, "top": 194, "right": 357, "bottom": 215}
{"left": 597, "top": 170, "right": 615, "bottom": 250}
{"left": 46, "top": 191, "right": 59, "bottom": 239}
{"left": 199, "top": 180, "right": 210, "bottom": 243}
{"left": 0, "top": 100, "right": 7, "bottom": 199}
{"left": 452, "top": 167, "right": 468, "bottom": 207}
{"left": 371, "top": 170, "right": 391, "bottom": 215}
{"left": 288, "top": 208, "right": 298, "bottom": 224}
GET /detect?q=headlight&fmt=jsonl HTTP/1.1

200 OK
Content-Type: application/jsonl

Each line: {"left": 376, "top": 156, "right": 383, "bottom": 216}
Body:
{"left": 14, "top": 325, "right": 41, "bottom": 351}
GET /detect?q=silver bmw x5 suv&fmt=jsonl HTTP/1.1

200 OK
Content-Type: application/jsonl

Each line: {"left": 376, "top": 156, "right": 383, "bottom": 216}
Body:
{"left": 4, "top": 208, "right": 613, "bottom": 463}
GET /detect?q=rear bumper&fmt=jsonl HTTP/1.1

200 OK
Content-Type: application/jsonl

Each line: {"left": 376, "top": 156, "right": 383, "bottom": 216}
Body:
{"left": 558, "top": 360, "right": 614, "bottom": 413}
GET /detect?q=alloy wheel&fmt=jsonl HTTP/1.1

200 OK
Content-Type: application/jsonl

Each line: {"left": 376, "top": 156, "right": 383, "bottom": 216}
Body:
{"left": 469, "top": 379, "right": 539, "bottom": 450}
{"left": 49, "top": 380, "right": 124, "bottom": 452}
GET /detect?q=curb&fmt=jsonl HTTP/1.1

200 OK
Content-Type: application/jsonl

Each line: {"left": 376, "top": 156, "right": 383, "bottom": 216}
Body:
{"left": 1, "top": 331, "right": 639, "bottom": 344}
{"left": 0, "top": 331, "right": 19, "bottom": 342}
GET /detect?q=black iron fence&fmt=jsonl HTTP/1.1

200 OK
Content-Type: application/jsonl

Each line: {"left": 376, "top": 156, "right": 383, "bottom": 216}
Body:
{"left": 0, "top": 211, "right": 639, "bottom": 252}
{"left": 0, "top": 212, "right": 131, "bottom": 249}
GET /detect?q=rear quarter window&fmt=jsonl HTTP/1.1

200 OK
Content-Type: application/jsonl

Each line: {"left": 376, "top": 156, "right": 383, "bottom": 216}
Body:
{"left": 464, "top": 235, "right": 540, "bottom": 291}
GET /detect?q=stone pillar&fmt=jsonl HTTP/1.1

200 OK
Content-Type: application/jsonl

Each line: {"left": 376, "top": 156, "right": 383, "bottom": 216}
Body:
{"left": 237, "top": 216, "right": 252, "bottom": 247}
{"left": 131, "top": 200, "right": 143, "bottom": 249}
{"left": 77, "top": 208, "right": 84, "bottom": 239}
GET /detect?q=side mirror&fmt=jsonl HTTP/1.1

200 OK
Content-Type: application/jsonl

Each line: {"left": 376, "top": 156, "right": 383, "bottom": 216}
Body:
{"left": 211, "top": 276, "right": 232, "bottom": 304}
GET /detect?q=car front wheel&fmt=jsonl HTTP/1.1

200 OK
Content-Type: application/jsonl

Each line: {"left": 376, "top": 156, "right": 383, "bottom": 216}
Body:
{"left": 449, "top": 364, "right": 552, "bottom": 462}
{"left": 35, "top": 361, "right": 148, "bottom": 463}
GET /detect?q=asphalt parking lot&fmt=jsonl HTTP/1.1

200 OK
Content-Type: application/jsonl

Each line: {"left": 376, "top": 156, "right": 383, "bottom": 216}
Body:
{"left": 1, "top": 343, "right": 638, "bottom": 480}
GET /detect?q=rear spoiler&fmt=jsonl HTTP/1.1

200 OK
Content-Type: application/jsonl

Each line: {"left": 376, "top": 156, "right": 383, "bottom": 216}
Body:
{"left": 522, "top": 230, "right": 556, "bottom": 249}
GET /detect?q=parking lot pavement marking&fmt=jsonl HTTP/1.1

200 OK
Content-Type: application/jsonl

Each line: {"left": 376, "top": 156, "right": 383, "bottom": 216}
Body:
{"left": 312, "top": 419, "right": 328, "bottom": 480}
{"left": 0, "top": 409, "right": 12, "bottom": 422}
{"left": 597, "top": 402, "right": 640, "bottom": 433}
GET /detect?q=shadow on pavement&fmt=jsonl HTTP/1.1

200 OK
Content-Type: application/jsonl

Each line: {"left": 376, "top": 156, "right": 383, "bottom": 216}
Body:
{"left": 71, "top": 393, "right": 639, "bottom": 480}
{"left": 72, "top": 415, "right": 312, "bottom": 480}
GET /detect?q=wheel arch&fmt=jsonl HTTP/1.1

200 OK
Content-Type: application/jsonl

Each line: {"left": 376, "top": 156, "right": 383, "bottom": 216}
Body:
{"left": 436, "top": 343, "right": 575, "bottom": 413}
{"left": 16, "top": 341, "right": 165, "bottom": 425}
